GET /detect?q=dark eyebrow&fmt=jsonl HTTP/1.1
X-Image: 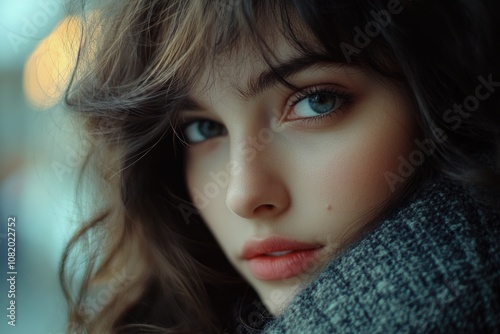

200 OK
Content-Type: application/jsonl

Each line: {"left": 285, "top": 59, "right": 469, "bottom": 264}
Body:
{"left": 237, "top": 55, "right": 347, "bottom": 100}
{"left": 176, "top": 55, "right": 349, "bottom": 112}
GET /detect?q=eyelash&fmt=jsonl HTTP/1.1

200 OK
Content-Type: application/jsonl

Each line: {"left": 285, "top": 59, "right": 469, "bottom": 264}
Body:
{"left": 285, "top": 86, "right": 355, "bottom": 125}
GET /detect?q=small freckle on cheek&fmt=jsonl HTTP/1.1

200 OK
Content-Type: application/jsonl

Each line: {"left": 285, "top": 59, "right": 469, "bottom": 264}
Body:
{"left": 325, "top": 204, "right": 332, "bottom": 211}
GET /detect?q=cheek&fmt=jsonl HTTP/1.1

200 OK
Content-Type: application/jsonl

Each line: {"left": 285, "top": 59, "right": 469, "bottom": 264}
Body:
{"left": 323, "top": 140, "right": 406, "bottom": 212}
{"left": 301, "top": 111, "right": 417, "bottom": 223}
{"left": 185, "top": 140, "right": 228, "bottom": 208}
{"left": 185, "top": 150, "right": 246, "bottom": 264}
{"left": 185, "top": 144, "right": 234, "bottom": 232}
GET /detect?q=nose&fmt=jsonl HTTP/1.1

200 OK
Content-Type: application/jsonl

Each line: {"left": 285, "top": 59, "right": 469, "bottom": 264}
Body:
{"left": 225, "top": 138, "right": 290, "bottom": 219}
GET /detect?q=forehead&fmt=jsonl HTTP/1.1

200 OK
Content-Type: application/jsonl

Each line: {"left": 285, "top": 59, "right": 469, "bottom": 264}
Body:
{"left": 192, "top": 23, "right": 330, "bottom": 101}
{"left": 195, "top": 39, "right": 288, "bottom": 92}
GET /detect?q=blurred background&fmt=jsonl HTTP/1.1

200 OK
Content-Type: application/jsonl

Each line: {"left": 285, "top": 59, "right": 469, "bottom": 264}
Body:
{"left": 0, "top": 1, "right": 83, "bottom": 333}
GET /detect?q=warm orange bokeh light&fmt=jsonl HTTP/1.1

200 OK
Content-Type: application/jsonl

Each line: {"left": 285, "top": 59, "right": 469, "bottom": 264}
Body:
{"left": 23, "top": 16, "right": 81, "bottom": 109}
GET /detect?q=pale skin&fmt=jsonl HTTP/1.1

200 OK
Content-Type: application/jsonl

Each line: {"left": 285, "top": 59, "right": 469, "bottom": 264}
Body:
{"left": 182, "top": 38, "right": 419, "bottom": 314}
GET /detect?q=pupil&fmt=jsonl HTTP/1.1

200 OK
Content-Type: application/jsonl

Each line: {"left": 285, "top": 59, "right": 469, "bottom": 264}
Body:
{"left": 198, "top": 120, "right": 221, "bottom": 137}
{"left": 309, "top": 94, "right": 335, "bottom": 114}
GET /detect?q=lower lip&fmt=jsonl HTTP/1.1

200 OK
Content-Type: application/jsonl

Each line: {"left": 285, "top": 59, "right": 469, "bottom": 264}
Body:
{"left": 247, "top": 248, "right": 321, "bottom": 281}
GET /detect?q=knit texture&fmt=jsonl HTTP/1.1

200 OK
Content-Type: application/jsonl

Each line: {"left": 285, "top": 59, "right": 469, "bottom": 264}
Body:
{"left": 227, "top": 176, "right": 500, "bottom": 333}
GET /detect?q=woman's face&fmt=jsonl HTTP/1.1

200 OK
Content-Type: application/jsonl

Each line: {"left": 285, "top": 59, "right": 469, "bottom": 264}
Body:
{"left": 182, "top": 37, "right": 418, "bottom": 314}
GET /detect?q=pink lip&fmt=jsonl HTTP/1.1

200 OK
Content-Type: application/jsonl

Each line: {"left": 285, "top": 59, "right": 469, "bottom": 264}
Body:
{"left": 241, "top": 237, "right": 323, "bottom": 281}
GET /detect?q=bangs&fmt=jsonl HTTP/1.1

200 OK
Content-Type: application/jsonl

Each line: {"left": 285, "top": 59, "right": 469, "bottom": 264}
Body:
{"left": 211, "top": 1, "right": 352, "bottom": 71}
{"left": 195, "top": 0, "right": 403, "bottom": 98}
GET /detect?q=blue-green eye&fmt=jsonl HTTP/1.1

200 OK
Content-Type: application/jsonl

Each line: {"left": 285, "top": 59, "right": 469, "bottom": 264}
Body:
{"left": 183, "top": 119, "right": 227, "bottom": 144}
{"left": 293, "top": 93, "right": 343, "bottom": 118}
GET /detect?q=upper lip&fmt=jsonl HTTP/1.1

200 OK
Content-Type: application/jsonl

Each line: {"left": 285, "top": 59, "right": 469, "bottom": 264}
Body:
{"left": 241, "top": 236, "right": 323, "bottom": 260}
